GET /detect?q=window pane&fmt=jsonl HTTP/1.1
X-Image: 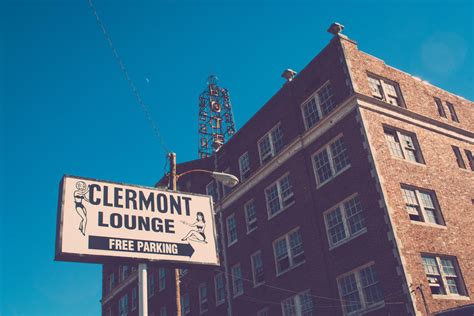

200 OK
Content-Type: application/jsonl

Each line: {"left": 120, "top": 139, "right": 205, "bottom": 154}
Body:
{"left": 266, "top": 184, "right": 281, "bottom": 215}
{"left": 227, "top": 215, "right": 237, "bottom": 244}
{"left": 339, "top": 274, "right": 362, "bottom": 313}
{"left": 399, "top": 133, "right": 419, "bottom": 162}
{"left": 384, "top": 82, "right": 397, "bottom": 97}
{"left": 330, "top": 138, "right": 349, "bottom": 172}
{"left": 422, "top": 256, "right": 439, "bottom": 275}
{"left": 326, "top": 208, "right": 346, "bottom": 245}
{"left": 289, "top": 230, "right": 304, "bottom": 263}
{"left": 385, "top": 130, "right": 404, "bottom": 159}
{"left": 344, "top": 196, "right": 366, "bottom": 234}
{"left": 318, "top": 83, "right": 336, "bottom": 116}
{"left": 368, "top": 77, "right": 383, "bottom": 98}
{"left": 359, "top": 266, "right": 383, "bottom": 305}
{"left": 300, "top": 292, "right": 315, "bottom": 316}
{"left": 279, "top": 175, "right": 294, "bottom": 204}
{"left": 245, "top": 201, "right": 257, "bottom": 231}
{"left": 446, "top": 278, "right": 459, "bottom": 294}
{"left": 314, "top": 150, "right": 332, "bottom": 183}
{"left": 440, "top": 258, "right": 457, "bottom": 276}
{"left": 271, "top": 125, "right": 284, "bottom": 154}
{"left": 282, "top": 297, "right": 297, "bottom": 316}
{"left": 239, "top": 152, "right": 251, "bottom": 179}
{"left": 303, "top": 98, "right": 320, "bottom": 129}
{"left": 259, "top": 136, "right": 272, "bottom": 162}
{"left": 252, "top": 252, "right": 265, "bottom": 284}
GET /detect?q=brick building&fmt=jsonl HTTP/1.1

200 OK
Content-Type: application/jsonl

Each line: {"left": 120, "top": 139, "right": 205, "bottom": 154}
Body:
{"left": 101, "top": 23, "right": 473, "bottom": 316}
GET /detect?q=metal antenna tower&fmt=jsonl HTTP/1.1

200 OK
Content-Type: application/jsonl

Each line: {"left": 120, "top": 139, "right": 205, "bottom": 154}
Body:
{"left": 198, "top": 75, "right": 236, "bottom": 159}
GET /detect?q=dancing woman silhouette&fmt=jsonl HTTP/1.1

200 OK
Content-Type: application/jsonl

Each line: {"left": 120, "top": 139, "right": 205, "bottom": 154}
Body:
{"left": 74, "top": 181, "right": 89, "bottom": 235}
{"left": 181, "top": 212, "right": 207, "bottom": 243}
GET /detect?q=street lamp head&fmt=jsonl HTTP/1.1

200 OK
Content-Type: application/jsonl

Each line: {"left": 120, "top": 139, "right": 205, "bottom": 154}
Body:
{"left": 211, "top": 171, "right": 240, "bottom": 188}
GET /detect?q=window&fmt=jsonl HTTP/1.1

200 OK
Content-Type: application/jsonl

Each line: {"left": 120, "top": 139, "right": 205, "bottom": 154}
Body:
{"left": 226, "top": 213, "right": 237, "bottom": 246}
{"left": 446, "top": 102, "right": 459, "bottom": 122}
{"left": 273, "top": 228, "right": 305, "bottom": 275}
{"left": 214, "top": 273, "right": 226, "bottom": 305}
{"left": 239, "top": 152, "right": 251, "bottom": 181}
{"left": 244, "top": 200, "right": 258, "bottom": 233}
{"left": 337, "top": 264, "right": 384, "bottom": 315}
{"left": 421, "top": 255, "right": 466, "bottom": 296}
{"left": 118, "top": 294, "right": 129, "bottom": 316}
{"left": 401, "top": 186, "right": 444, "bottom": 225}
{"left": 367, "top": 75, "right": 404, "bottom": 107}
{"left": 119, "top": 265, "right": 130, "bottom": 282}
{"left": 324, "top": 195, "right": 366, "bottom": 248}
{"left": 281, "top": 290, "right": 315, "bottom": 316}
{"left": 160, "top": 307, "right": 167, "bottom": 316}
{"left": 148, "top": 272, "right": 155, "bottom": 297}
{"left": 257, "top": 308, "right": 270, "bottom": 316}
{"left": 265, "top": 174, "right": 295, "bottom": 218}
{"left": 258, "top": 124, "right": 284, "bottom": 164}
{"left": 434, "top": 97, "right": 447, "bottom": 118}
{"left": 181, "top": 291, "right": 190, "bottom": 315}
{"left": 159, "top": 268, "right": 166, "bottom": 291}
{"left": 231, "top": 263, "right": 244, "bottom": 297}
{"left": 108, "top": 273, "right": 115, "bottom": 294}
{"left": 384, "top": 128, "right": 424, "bottom": 163}
{"left": 312, "top": 136, "right": 350, "bottom": 186}
{"left": 465, "top": 149, "right": 474, "bottom": 171}
{"left": 452, "top": 146, "right": 466, "bottom": 169}
{"left": 206, "top": 180, "right": 219, "bottom": 203}
{"left": 180, "top": 269, "right": 188, "bottom": 277}
{"left": 132, "top": 287, "right": 137, "bottom": 311}
{"left": 301, "top": 82, "right": 336, "bottom": 129}
{"left": 251, "top": 250, "right": 265, "bottom": 286}
{"left": 199, "top": 282, "right": 208, "bottom": 313}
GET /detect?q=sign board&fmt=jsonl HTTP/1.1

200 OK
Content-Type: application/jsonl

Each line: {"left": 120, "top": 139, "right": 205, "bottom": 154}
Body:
{"left": 55, "top": 175, "right": 219, "bottom": 266}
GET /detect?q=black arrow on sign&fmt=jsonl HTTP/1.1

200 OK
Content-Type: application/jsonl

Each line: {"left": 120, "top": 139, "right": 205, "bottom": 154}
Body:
{"left": 178, "top": 243, "right": 195, "bottom": 257}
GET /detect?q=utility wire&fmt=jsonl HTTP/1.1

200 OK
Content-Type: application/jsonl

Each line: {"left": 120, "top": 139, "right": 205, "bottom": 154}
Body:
{"left": 87, "top": 0, "right": 170, "bottom": 155}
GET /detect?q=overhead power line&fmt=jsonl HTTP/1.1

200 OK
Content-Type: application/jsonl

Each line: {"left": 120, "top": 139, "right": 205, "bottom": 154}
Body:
{"left": 87, "top": 0, "right": 170, "bottom": 155}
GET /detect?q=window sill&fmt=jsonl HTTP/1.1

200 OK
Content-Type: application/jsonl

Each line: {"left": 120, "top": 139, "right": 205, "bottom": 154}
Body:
{"left": 432, "top": 294, "right": 470, "bottom": 300}
{"left": 253, "top": 282, "right": 265, "bottom": 289}
{"left": 410, "top": 221, "right": 447, "bottom": 229}
{"left": 316, "top": 165, "right": 351, "bottom": 189}
{"left": 267, "top": 201, "right": 296, "bottom": 221}
{"left": 329, "top": 228, "right": 367, "bottom": 251}
{"left": 227, "top": 240, "right": 238, "bottom": 248}
{"left": 246, "top": 227, "right": 257, "bottom": 235}
{"left": 215, "top": 300, "right": 225, "bottom": 307}
{"left": 389, "top": 156, "right": 426, "bottom": 167}
{"left": 233, "top": 292, "right": 244, "bottom": 299}
{"left": 276, "top": 261, "right": 306, "bottom": 277}
{"left": 200, "top": 309, "right": 209, "bottom": 315}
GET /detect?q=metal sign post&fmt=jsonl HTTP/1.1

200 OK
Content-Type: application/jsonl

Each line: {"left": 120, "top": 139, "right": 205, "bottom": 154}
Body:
{"left": 138, "top": 263, "right": 148, "bottom": 316}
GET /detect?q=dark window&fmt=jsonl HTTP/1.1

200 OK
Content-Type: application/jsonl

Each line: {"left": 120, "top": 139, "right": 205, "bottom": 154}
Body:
{"left": 465, "top": 150, "right": 474, "bottom": 171}
{"left": 434, "top": 97, "right": 447, "bottom": 118}
{"left": 452, "top": 146, "right": 466, "bottom": 169}
{"left": 446, "top": 102, "right": 460, "bottom": 122}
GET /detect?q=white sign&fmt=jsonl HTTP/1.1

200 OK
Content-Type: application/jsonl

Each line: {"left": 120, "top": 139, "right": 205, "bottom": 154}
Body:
{"left": 55, "top": 175, "right": 219, "bottom": 266}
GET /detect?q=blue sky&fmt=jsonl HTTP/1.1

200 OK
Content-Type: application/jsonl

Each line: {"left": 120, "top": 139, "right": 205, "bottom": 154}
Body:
{"left": 1, "top": 0, "right": 472, "bottom": 315}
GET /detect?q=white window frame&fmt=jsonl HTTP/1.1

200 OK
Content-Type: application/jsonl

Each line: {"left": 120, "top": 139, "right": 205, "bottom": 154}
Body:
{"left": 158, "top": 268, "right": 166, "bottom": 291}
{"left": 244, "top": 199, "right": 258, "bottom": 234}
{"left": 421, "top": 254, "right": 467, "bottom": 297}
{"left": 336, "top": 262, "right": 384, "bottom": 316}
{"left": 281, "top": 289, "right": 315, "bottom": 316}
{"left": 401, "top": 185, "right": 444, "bottom": 226}
{"left": 300, "top": 81, "right": 334, "bottom": 130}
{"left": 238, "top": 151, "right": 251, "bottom": 181}
{"left": 384, "top": 127, "right": 424, "bottom": 164}
{"left": 258, "top": 123, "right": 284, "bottom": 165}
{"left": 226, "top": 213, "right": 238, "bottom": 247}
{"left": 199, "top": 282, "right": 209, "bottom": 314}
{"left": 251, "top": 250, "right": 265, "bottom": 287}
{"left": 214, "top": 273, "right": 226, "bottom": 306}
{"left": 265, "top": 173, "right": 295, "bottom": 219}
{"left": 312, "top": 134, "right": 351, "bottom": 188}
{"left": 273, "top": 227, "right": 305, "bottom": 276}
{"left": 367, "top": 74, "right": 404, "bottom": 107}
{"left": 323, "top": 193, "right": 367, "bottom": 249}
{"left": 231, "top": 263, "right": 244, "bottom": 297}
